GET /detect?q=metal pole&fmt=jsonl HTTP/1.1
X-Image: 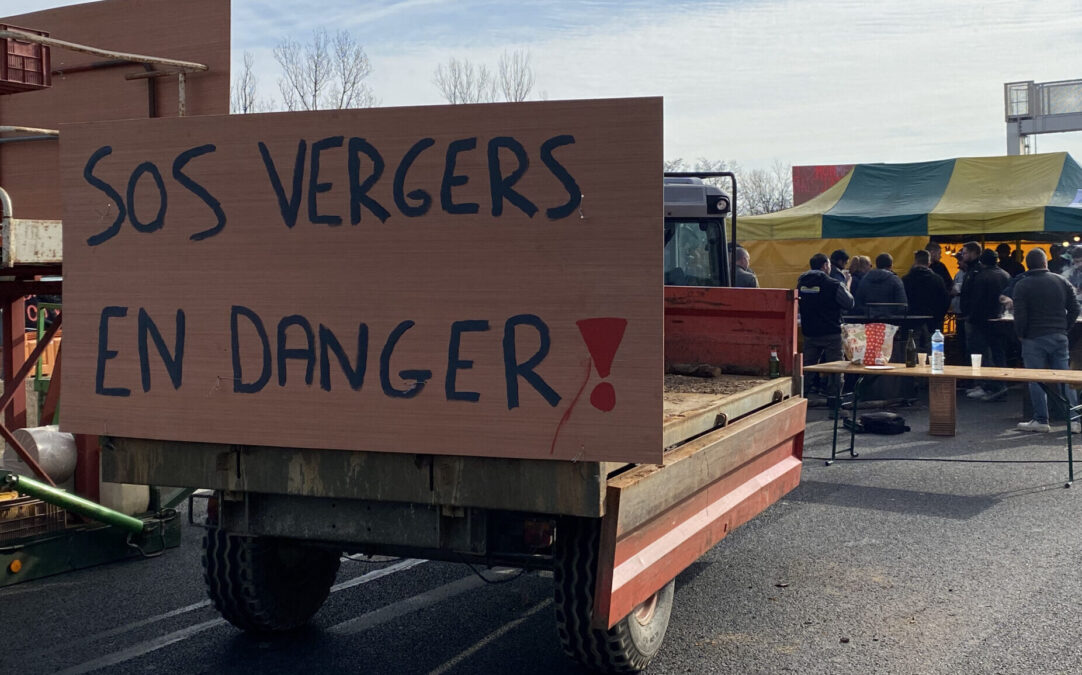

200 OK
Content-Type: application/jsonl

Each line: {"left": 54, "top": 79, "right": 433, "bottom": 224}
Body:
{"left": 0, "top": 28, "right": 208, "bottom": 72}
{"left": 2, "top": 471, "right": 146, "bottom": 536}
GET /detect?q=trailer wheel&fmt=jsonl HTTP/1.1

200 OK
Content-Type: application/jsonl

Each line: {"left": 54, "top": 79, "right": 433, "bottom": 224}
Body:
{"left": 202, "top": 526, "right": 340, "bottom": 633}
{"left": 553, "top": 517, "right": 675, "bottom": 673}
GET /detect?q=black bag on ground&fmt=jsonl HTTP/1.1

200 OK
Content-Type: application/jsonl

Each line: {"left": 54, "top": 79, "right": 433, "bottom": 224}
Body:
{"left": 856, "top": 411, "right": 910, "bottom": 434}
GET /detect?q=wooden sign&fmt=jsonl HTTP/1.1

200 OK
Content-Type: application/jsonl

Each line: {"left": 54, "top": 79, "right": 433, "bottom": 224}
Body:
{"left": 60, "top": 99, "right": 664, "bottom": 463}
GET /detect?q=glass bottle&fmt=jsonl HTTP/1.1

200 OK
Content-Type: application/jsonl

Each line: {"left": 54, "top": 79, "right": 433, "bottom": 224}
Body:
{"left": 905, "top": 330, "right": 918, "bottom": 368}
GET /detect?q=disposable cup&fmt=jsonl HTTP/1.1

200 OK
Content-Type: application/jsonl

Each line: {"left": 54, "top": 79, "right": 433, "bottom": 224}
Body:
{"left": 970, "top": 353, "right": 982, "bottom": 369}
{"left": 918, "top": 353, "right": 927, "bottom": 366}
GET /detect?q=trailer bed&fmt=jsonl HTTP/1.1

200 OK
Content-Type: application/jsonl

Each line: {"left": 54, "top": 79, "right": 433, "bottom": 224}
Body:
{"left": 662, "top": 375, "right": 796, "bottom": 449}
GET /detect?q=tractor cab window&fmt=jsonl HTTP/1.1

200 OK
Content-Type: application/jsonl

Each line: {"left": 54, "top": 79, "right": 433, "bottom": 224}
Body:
{"left": 664, "top": 219, "right": 726, "bottom": 286}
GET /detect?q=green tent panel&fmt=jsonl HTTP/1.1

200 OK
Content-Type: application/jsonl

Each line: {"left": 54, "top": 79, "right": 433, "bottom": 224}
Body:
{"left": 743, "top": 152, "right": 1082, "bottom": 240}
{"left": 821, "top": 159, "right": 955, "bottom": 239}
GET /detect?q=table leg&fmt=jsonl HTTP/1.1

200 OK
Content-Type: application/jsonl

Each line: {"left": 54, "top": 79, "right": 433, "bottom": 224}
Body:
{"left": 829, "top": 388, "right": 842, "bottom": 465}
{"left": 848, "top": 376, "right": 863, "bottom": 458}
{"left": 1038, "top": 383, "right": 1078, "bottom": 488}
{"left": 928, "top": 377, "right": 957, "bottom": 436}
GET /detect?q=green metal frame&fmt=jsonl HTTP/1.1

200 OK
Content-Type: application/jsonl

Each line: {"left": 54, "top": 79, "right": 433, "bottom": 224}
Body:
{"left": 0, "top": 515, "right": 180, "bottom": 587}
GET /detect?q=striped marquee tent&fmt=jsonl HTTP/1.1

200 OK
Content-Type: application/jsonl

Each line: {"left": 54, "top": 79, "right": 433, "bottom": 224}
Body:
{"left": 741, "top": 152, "right": 1082, "bottom": 289}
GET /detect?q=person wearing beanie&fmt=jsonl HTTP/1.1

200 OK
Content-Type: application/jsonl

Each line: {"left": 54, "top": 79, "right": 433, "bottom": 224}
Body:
{"left": 960, "top": 244, "right": 1010, "bottom": 401}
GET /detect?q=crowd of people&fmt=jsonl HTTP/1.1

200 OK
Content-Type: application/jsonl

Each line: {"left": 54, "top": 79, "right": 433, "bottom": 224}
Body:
{"left": 797, "top": 241, "right": 1082, "bottom": 433}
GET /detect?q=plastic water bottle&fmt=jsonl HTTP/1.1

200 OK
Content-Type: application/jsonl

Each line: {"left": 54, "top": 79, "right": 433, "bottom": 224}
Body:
{"left": 930, "top": 329, "right": 945, "bottom": 373}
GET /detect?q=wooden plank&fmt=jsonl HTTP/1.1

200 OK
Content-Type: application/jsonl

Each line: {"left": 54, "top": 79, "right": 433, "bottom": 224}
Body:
{"left": 0, "top": 0, "right": 230, "bottom": 221}
{"left": 616, "top": 396, "right": 806, "bottom": 536}
{"left": 928, "top": 377, "right": 956, "bottom": 436}
{"left": 662, "top": 377, "right": 796, "bottom": 448}
{"left": 60, "top": 99, "right": 664, "bottom": 464}
{"left": 105, "top": 438, "right": 608, "bottom": 517}
{"left": 806, "top": 361, "right": 1082, "bottom": 384}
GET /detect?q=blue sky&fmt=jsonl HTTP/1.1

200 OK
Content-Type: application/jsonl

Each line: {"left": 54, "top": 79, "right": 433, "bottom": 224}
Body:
{"left": 6, "top": 0, "right": 1082, "bottom": 169}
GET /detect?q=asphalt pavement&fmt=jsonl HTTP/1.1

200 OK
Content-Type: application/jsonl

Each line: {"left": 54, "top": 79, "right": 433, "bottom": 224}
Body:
{"left": 6, "top": 384, "right": 1082, "bottom": 674}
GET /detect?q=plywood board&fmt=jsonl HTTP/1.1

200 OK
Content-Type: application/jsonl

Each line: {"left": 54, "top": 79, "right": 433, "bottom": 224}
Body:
{"left": 0, "top": 0, "right": 230, "bottom": 220}
{"left": 60, "top": 98, "right": 664, "bottom": 464}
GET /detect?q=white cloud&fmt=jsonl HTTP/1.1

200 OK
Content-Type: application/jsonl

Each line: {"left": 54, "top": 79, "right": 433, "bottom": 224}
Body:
{"left": 11, "top": 0, "right": 1082, "bottom": 169}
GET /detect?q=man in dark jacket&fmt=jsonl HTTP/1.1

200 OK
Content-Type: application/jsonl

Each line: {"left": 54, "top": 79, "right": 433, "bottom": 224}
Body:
{"left": 996, "top": 243, "right": 1025, "bottom": 277}
{"left": 960, "top": 244, "right": 1011, "bottom": 401}
{"left": 903, "top": 249, "right": 949, "bottom": 339}
{"left": 734, "top": 247, "right": 758, "bottom": 288}
{"left": 926, "top": 242, "right": 954, "bottom": 292}
{"left": 1013, "top": 248, "right": 1080, "bottom": 432}
{"left": 829, "top": 249, "right": 849, "bottom": 285}
{"left": 1049, "top": 243, "right": 1070, "bottom": 275}
{"left": 853, "top": 253, "right": 907, "bottom": 317}
{"left": 799, "top": 253, "right": 855, "bottom": 395}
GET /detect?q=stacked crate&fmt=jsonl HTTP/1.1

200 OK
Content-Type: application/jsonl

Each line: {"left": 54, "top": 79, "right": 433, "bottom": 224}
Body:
{"left": 0, "top": 25, "right": 51, "bottom": 95}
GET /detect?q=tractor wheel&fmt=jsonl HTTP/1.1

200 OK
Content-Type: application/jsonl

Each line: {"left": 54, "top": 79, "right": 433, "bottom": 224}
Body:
{"left": 202, "top": 526, "right": 341, "bottom": 633}
{"left": 553, "top": 517, "right": 675, "bottom": 673}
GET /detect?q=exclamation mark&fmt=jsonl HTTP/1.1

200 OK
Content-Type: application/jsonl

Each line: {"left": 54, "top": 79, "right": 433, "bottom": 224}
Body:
{"left": 576, "top": 318, "right": 628, "bottom": 412}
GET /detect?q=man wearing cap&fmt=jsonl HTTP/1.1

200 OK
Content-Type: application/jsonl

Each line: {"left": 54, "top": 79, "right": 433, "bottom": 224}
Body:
{"left": 960, "top": 244, "right": 1011, "bottom": 401}
{"left": 1013, "top": 248, "right": 1080, "bottom": 433}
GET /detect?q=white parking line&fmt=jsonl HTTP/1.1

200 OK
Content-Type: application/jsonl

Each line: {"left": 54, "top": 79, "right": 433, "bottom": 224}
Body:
{"left": 327, "top": 568, "right": 519, "bottom": 636}
{"left": 427, "top": 599, "right": 553, "bottom": 675}
{"left": 331, "top": 558, "right": 426, "bottom": 592}
{"left": 57, "top": 618, "right": 226, "bottom": 675}
{"left": 32, "top": 599, "right": 213, "bottom": 657}
{"left": 54, "top": 558, "right": 428, "bottom": 673}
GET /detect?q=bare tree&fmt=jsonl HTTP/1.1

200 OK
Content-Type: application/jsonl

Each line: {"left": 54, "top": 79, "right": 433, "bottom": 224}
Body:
{"left": 433, "top": 57, "right": 496, "bottom": 104}
{"left": 231, "top": 51, "right": 269, "bottom": 114}
{"left": 664, "top": 158, "right": 792, "bottom": 215}
{"left": 434, "top": 49, "right": 535, "bottom": 104}
{"left": 497, "top": 49, "right": 534, "bottom": 102}
{"left": 739, "top": 160, "right": 793, "bottom": 215}
{"left": 274, "top": 28, "right": 378, "bottom": 111}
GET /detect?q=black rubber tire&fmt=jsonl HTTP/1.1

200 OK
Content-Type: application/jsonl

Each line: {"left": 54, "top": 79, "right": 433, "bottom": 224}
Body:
{"left": 202, "top": 526, "right": 341, "bottom": 633}
{"left": 553, "top": 517, "right": 675, "bottom": 673}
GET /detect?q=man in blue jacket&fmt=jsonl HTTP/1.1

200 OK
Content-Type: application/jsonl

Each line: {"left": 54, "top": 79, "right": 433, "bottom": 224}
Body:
{"left": 1013, "top": 248, "right": 1081, "bottom": 432}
